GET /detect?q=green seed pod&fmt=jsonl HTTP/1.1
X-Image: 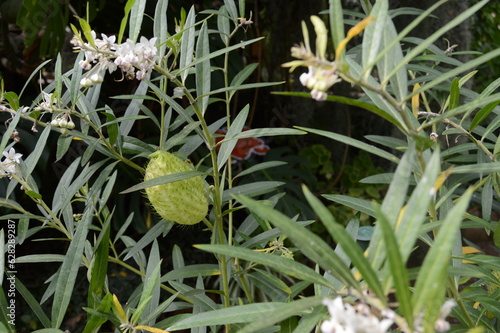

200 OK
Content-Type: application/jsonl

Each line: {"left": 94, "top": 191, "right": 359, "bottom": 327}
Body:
{"left": 144, "top": 151, "right": 208, "bottom": 225}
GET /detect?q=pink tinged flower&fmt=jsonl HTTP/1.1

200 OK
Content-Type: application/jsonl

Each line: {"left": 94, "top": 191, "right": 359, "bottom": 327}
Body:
{"left": 311, "top": 89, "right": 328, "bottom": 101}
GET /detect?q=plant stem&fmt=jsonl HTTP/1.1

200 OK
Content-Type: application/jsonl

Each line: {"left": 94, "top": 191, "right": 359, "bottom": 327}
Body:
{"left": 153, "top": 65, "right": 231, "bottom": 309}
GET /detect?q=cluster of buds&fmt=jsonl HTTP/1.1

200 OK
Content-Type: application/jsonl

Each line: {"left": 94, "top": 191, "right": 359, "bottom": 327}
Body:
{"left": 0, "top": 148, "right": 22, "bottom": 179}
{"left": 71, "top": 30, "right": 158, "bottom": 87}
{"left": 50, "top": 116, "right": 75, "bottom": 129}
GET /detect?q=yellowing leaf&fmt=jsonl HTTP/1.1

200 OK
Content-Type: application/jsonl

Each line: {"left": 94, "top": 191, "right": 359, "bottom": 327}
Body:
{"left": 412, "top": 83, "right": 421, "bottom": 117}
{"left": 430, "top": 167, "right": 454, "bottom": 196}
{"left": 462, "top": 246, "right": 482, "bottom": 264}
{"left": 135, "top": 325, "right": 170, "bottom": 333}
{"left": 335, "top": 17, "right": 374, "bottom": 61}
{"left": 395, "top": 205, "right": 407, "bottom": 229}
{"left": 112, "top": 294, "right": 127, "bottom": 322}
{"left": 347, "top": 16, "right": 374, "bottom": 39}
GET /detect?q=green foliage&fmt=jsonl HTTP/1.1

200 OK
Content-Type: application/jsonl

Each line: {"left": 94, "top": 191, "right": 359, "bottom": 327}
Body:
{"left": 1, "top": 0, "right": 499, "bottom": 332}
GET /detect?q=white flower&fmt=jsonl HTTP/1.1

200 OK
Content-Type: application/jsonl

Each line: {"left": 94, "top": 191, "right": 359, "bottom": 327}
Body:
{"left": 321, "top": 297, "right": 393, "bottom": 333}
{"left": 36, "top": 92, "right": 57, "bottom": 112}
{"left": 0, "top": 148, "right": 22, "bottom": 177}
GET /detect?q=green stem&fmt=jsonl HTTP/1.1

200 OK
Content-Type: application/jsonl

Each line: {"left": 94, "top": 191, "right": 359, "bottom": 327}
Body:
{"left": 153, "top": 65, "right": 231, "bottom": 309}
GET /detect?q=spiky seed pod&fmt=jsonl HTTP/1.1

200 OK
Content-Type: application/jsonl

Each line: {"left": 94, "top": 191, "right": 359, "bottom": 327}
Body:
{"left": 144, "top": 151, "right": 208, "bottom": 225}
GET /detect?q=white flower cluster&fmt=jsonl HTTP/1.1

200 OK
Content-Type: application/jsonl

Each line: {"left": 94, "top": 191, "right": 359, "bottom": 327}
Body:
{"left": 299, "top": 65, "right": 341, "bottom": 102}
{"left": 0, "top": 148, "right": 22, "bottom": 179}
{"left": 321, "top": 297, "right": 394, "bottom": 333}
{"left": 71, "top": 31, "right": 158, "bottom": 87}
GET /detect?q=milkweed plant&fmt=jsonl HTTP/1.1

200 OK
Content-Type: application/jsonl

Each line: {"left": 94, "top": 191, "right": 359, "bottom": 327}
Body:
{"left": 1, "top": 0, "right": 500, "bottom": 332}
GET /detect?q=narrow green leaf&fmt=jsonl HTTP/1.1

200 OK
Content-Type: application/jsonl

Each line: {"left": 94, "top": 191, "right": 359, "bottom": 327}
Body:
{"left": 154, "top": 0, "right": 169, "bottom": 58}
{"left": 82, "top": 293, "right": 114, "bottom": 333}
{"left": 217, "top": 6, "right": 230, "bottom": 44}
{"left": 88, "top": 220, "right": 110, "bottom": 309}
{"left": 362, "top": 0, "right": 388, "bottom": 79}
{"left": 24, "top": 125, "right": 51, "bottom": 177}
{"left": 55, "top": 135, "right": 73, "bottom": 162}
{"left": 374, "top": 206, "right": 413, "bottom": 323}
{"left": 234, "top": 195, "right": 361, "bottom": 291}
{"left": 123, "top": 222, "right": 168, "bottom": 261}
{"left": 449, "top": 78, "right": 460, "bottom": 111}
{"left": 120, "top": 170, "right": 206, "bottom": 194}
{"left": 322, "top": 194, "right": 376, "bottom": 217}
{"left": 275, "top": 92, "right": 402, "bottom": 129}
{"left": 293, "top": 305, "right": 327, "bottom": 333}
{"left": 452, "top": 163, "right": 500, "bottom": 174}
{"left": 235, "top": 161, "right": 288, "bottom": 179}
{"left": 225, "top": 127, "right": 305, "bottom": 141}
{"left": 248, "top": 270, "right": 290, "bottom": 302}
{"left": 132, "top": 243, "right": 162, "bottom": 325}
{"left": 280, "top": 316, "right": 298, "bottom": 333}
{"left": 329, "top": 0, "right": 345, "bottom": 61}
{"left": 0, "top": 107, "right": 22, "bottom": 154}
{"left": 395, "top": 150, "right": 441, "bottom": 264}
{"left": 198, "top": 244, "right": 335, "bottom": 290}
{"left": 169, "top": 280, "right": 218, "bottom": 311}
{"left": 222, "top": 181, "right": 284, "bottom": 202}
{"left": 15, "top": 278, "right": 51, "bottom": 328}
{"left": 368, "top": 145, "right": 414, "bottom": 270}
{"left": 412, "top": 188, "right": 473, "bottom": 315}
{"left": 196, "top": 21, "right": 211, "bottom": 115}
{"left": 160, "top": 264, "right": 220, "bottom": 282}
{"left": 471, "top": 101, "right": 500, "bottom": 132}
{"left": 297, "top": 126, "right": 399, "bottom": 163}
{"left": 179, "top": 6, "right": 196, "bottom": 83}
{"left": 128, "top": 0, "right": 146, "bottom": 43}
{"left": 302, "top": 186, "right": 385, "bottom": 302}
{"left": 238, "top": 296, "right": 324, "bottom": 333}
{"left": 230, "top": 63, "right": 258, "bottom": 99}
{"left": 51, "top": 206, "right": 93, "bottom": 328}
{"left": 217, "top": 105, "right": 249, "bottom": 170}
{"left": 118, "top": 0, "right": 136, "bottom": 43}
{"left": 119, "top": 80, "right": 149, "bottom": 137}
{"left": 55, "top": 54, "right": 62, "bottom": 101}
{"left": 224, "top": 0, "right": 238, "bottom": 22}
{"left": 102, "top": 110, "right": 119, "bottom": 146}
{"left": 379, "top": 17, "right": 407, "bottom": 102}
{"left": 168, "top": 302, "right": 282, "bottom": 330}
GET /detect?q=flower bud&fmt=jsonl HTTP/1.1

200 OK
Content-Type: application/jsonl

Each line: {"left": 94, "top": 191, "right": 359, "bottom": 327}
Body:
{"left": 51, "top": 119, "right": 60, "bottom": 127}
{"left": 80, "top": 77, "right": 93, "bottom": 87}
{"left": 67, "top": 120, "right": 76, "bottom": 129}
{"left": 90, "top": 73, "right": 103, "bottom": 83}
{"left": 59, "top": 119, "right": 68, "bottom": 128}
